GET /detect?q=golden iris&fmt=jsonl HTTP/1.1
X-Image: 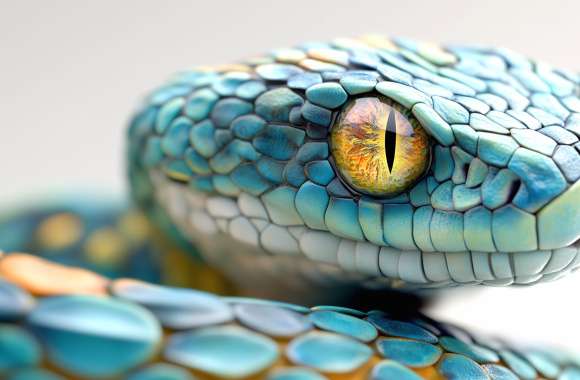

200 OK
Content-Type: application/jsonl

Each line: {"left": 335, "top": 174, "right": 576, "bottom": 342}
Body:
{"left": 330, "top": 96, "right": 430, "bottom": 197}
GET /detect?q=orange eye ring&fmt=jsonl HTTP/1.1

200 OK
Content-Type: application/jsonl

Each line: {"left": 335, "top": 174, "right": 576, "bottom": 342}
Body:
{"left": 330, "top": 96, "right": 431, "bottom": 198}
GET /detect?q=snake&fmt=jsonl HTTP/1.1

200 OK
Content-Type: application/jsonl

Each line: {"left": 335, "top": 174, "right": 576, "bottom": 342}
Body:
{"left": 0, "top": 35, "right": 579, "bottom": 380}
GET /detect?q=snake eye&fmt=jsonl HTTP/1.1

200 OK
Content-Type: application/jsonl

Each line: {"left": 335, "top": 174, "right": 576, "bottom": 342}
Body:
{"left": 330, "top": 96, "right": 430, "bottom": 198}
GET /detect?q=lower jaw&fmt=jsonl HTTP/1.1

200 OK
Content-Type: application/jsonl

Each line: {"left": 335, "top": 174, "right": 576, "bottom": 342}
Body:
{"left": 152, "top": 171, "right": 580, "bottom": 300}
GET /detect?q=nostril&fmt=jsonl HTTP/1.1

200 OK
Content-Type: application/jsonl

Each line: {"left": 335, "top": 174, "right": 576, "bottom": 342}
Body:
{"left": 461, "top": 163, "right": 470, "bottom": 181}
{"left": 506, "top": 179, "right": 521, "bottom": 204}
{"left": 481, "top": 169, "right": 519, "bottom": 210}
{"left": 508, "top": 148, "right": 567, "bottom": 212}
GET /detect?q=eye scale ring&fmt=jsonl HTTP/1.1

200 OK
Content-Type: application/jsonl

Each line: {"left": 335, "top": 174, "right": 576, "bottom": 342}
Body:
{"left": 330, "top": 96, "right": 431, "bottom": 198}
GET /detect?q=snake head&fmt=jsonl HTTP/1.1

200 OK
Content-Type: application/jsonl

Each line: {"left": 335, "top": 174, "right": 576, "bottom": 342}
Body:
{"left": 128, "top": 36, "right": 580, "bottom": 291}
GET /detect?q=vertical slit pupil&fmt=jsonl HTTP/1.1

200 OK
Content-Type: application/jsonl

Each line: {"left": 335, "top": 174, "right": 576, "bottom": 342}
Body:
{"left": 385, "top": 110, "right": 397, "bottom": 172}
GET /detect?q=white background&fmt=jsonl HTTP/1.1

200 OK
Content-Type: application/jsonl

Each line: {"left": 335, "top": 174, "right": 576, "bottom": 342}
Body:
{"left": 1, "top": 0, "right": 579, "bottom": 350}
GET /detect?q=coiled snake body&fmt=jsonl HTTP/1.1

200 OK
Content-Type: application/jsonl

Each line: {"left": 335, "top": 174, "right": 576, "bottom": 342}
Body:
{"left": 0, "top": 36, "right": 579, "bottom": 379}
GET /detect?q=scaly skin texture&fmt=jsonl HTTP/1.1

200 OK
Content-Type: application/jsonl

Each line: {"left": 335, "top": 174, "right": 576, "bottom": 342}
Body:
{"left": 0, "top": 205, "right": 579, "bottom": 380}
{"left": 0, "top": 36, "right": 579, "bottom": 379}
{"left": 128, "top": 36, "right": 580, "bottom": 291}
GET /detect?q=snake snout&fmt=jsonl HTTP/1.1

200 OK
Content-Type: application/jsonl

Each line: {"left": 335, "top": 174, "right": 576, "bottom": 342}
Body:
{"left": 537, "top": 181, "right": 580, "bottom": 250}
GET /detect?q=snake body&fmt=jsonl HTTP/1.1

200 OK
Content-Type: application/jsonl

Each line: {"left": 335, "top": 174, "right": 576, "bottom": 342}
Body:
{"left": 0, "top": 36, "right": 579, "bottom": 379}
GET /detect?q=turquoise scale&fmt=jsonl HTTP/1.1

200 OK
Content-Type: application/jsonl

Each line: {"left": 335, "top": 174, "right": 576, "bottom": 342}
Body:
{"left": 231, "top": 164, "right": 272, "bottom": 195}
{"left": 325, "top": 198, "right": 365, "bottom": 241}
{"left": 339, "top": 72, "right": 378, "bottom": 95}
{"left": 28, "top": 296, "right": 161, "bottom": 377}
{"left": 0, "top": 325, "right": 41, "bottom": 372}
{"left": 288, "top": 72, "right": 323, "bottom": 90}
{"left": 306, "top": 83, "right": 348, "bottom": 109}
{"left": 376, "top": 338, "right": 442, "bottom": 367}
{"left": 253, "top": 125, "right": 305, "bottom": 161}
{"left": 190, "top": 120, "right": 218, "bottom": 158}
{"left": 382, "top": 204, "right": 415, "bottom": 250}
{"left": 211, "top": 98, "right": 253, "bottom": 128}
{"left": 439, "top": 337, "right": 500, "bottom": 364}
{"left": 451, "top": 124, "right": 479, "bottom": 155}
{"left": 256, "top": 158, "right": 285, "bottom": 183}
{"left": 433, "top": 146, "right": 454, "bottom": 181}
{"left": 256, "top": 64, "right": 304, "bottom": 81}
{"left": 161, "top": 117, "right": 193, "bottom": 157}
{"left": 286, "top": 332, "right": 373, "bottom": 373}
{"left": 3, "top": 34, "right": 580, "bottom": 380}
{"left": 483, "top": 364, "right": 519, "bottom": 380}
{"left": 156, "top": 97, "right": 186, "bottom": 134}
{"left": 185, "top": 89, "right": 219, "bottom": 121}
{"left": 309, "top": 310, "right": 377, "bottom": 343}
{"left": 212, "top": 72, "right": 251, "bottom": 96}
{"left": 305, "top": 161, "right": 334, "bottom": 186}
{"left": 438, "top": 354, "right": 489, "bottom": 380}
{"left": 231, "top": 115, "right": 266, "bottom": 140}
{"left": 255, "top": 88, "right": 304, "bottom": 122}
{"left": 165, "top": 326, "right": 279, "bottom": 378}
{"left": 234, "top": 303, "right": 312, "bottom": 337}
{"left": 433, "top": 96, "right": 470, "bottom": 124}
{"left": 300, "top": 102, "right": 332, "bottom": 126}
{"left": 111, "top": 281, "right": 234, "bottom": 329}
{"left": 367, "top": 314, "right": 438, "bottom": 344}
{"left": 236, "top": 80, "right": 266, "bottom": 100}
{"left": 295, "top": 181, "right": 330, "bottom": 230}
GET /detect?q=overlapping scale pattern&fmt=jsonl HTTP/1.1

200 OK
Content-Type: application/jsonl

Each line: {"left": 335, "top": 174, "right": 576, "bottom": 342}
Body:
{"left": 0, "top": 253, "right": 579, "bottom": 380}
{"left": 128, "top": 35, "right": 580, "bottom": 289}
{"left": 1, "top": 35, "right": 580, "bottom": 380}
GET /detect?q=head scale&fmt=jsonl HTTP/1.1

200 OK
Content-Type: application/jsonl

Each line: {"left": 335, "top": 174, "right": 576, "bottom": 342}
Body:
{"left": 128, "top": 36, "right": 580, "bottom": 294}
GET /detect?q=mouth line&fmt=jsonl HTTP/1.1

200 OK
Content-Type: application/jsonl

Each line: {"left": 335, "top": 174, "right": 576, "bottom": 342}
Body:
{"left": 152, "top": 170, "right": 580, "bottom": 289}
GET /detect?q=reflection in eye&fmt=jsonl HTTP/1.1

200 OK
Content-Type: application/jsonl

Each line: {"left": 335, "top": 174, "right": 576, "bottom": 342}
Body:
{"left": 330, "top": 96, "right": 430, "bottom": 198}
